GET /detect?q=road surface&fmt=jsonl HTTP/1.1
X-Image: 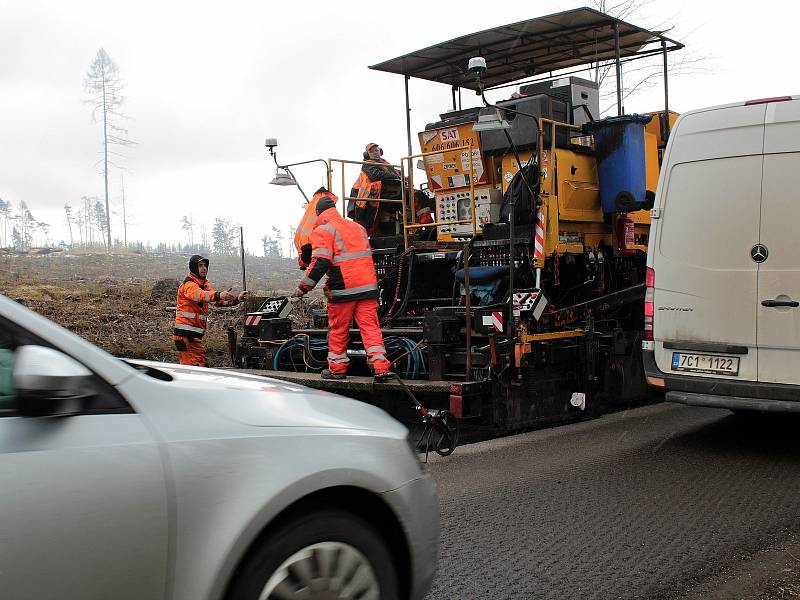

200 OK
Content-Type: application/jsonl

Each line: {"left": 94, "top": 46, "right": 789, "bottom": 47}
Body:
{"left": 426, "top": 403, "right": 800, "bottom": 599}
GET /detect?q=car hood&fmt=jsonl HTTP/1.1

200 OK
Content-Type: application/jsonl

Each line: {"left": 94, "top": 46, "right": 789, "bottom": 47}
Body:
{"left": 128, "top": 360, "right": 408, "bottom": 437}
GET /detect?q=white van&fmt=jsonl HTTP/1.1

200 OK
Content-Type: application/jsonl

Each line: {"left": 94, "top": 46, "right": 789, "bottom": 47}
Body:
{"left": 643, "top": 95, "right": 800, "bottom": 412}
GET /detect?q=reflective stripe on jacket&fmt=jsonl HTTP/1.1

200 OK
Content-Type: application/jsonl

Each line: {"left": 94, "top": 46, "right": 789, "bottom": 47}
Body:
{"left": 173, "top": 273, "right": 237, "bottom": 339}
{"left": 298, "top": 208, "right": 378, "bottom": 303}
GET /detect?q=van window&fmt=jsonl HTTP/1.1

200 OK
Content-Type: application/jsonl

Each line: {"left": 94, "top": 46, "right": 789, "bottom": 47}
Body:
{"left": 658, "top": 156, "right": 762, "bottom": 270}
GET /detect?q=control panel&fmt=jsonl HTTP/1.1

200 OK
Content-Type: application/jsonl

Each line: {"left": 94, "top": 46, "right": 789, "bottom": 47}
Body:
{"left": 255, "top": 296, "right": 292, "bottom": 319}
{"left": 435, "top": 187, "right": 503, "bottom": 242}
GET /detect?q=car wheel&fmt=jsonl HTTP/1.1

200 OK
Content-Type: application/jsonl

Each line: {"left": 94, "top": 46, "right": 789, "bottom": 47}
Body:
{"left": 227, "top": 508, "right": 399, "bottom": 600}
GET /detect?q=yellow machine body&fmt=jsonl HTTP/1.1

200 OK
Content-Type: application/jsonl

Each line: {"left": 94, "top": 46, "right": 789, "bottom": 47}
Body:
{"left": 418, "top": 124, "right": 490, "bottom": 192}
{"left": 419, "top": 109, "right": 675, "bottom": 255}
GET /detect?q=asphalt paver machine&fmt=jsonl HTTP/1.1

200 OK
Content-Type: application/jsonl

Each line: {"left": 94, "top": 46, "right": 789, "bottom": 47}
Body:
{"left": 235, "top": 7, "right": 683, "bottom": 433}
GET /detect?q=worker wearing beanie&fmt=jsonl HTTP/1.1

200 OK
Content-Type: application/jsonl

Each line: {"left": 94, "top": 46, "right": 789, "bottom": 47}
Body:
{"left": 293, "top": 187, "right": 337, "bottom": 270}
{"left": 293, "top": 195, "right": 391, "bottom": 381}
{"left": 173, "top": 254, "right": 249, "bottom": 366}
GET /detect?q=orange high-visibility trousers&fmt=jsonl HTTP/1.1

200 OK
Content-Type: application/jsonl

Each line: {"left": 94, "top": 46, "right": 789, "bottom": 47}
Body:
{"left": 327, "top": 298, "right": 390, "bottom": 375}
{"left": 174, "top": 336, "right": 207, "bottom": 367}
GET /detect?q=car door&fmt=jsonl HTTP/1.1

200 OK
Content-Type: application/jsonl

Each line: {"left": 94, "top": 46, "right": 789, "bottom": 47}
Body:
{"left": 0, "top": 316, "right": 170, "bottom": 600}
{"left": 757, "top": 98, "right": 800, "bottom": 384}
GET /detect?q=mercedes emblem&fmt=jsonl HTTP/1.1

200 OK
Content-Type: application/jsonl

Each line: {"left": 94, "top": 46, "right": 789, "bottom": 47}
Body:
{"left": 750, "top": 244, "right": 769, "bottom": 263}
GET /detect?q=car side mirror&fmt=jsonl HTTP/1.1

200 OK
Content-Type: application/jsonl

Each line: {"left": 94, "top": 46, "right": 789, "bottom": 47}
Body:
{"left": 13, "top": 345, "right": 93, "bottom": 417}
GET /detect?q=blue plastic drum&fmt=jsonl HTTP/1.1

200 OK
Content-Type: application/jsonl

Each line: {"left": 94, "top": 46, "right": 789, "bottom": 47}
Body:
{"left": 587, "top": 114, "right": 653, "bottom": 213}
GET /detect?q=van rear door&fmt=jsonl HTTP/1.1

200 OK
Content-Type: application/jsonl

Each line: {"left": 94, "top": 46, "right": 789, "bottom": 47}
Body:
{"left": 652, "top": 103, "right": 767, "bottom": 382}
{"left": 757, "top": 98, "right": 800, "bottom": 384}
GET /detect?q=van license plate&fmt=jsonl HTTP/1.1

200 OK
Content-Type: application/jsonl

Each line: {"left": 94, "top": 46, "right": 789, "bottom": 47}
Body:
{"left": 671, "top": 352, "right": 739, "bottom": 375}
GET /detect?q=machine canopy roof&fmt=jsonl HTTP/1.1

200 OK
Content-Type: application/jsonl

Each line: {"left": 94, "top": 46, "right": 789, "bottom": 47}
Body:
{"left": 369, "top": 7, "right": 682, "bottom": 90}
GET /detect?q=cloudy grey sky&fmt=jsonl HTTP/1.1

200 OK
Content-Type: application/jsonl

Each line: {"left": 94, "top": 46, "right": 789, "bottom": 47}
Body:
{"left": 1, "top": 0, "right": 797, "bottom": 254}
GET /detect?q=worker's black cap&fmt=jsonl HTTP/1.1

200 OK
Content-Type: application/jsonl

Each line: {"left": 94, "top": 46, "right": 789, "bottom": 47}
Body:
{"left": 189, "top": 254, "right": 209, "bottom": 277}
{"left": 316, "top": 196, "right": 337, "bottom": 215}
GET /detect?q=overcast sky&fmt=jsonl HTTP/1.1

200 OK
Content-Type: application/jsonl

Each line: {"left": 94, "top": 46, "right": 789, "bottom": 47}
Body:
{"left": 1, "top": 0, "right": 798, "bottom": 255}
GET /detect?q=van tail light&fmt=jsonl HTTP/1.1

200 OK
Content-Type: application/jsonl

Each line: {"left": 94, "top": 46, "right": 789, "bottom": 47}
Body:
{"left": 644, "top": 267, "right": 655, "bottom": 341}
{"left": 745, "top": 96, "right": 791, "bottom": 105}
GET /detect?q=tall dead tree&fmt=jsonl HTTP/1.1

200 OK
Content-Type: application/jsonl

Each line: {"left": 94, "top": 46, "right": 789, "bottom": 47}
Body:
{"left": 84, "top": 48, "right": 134, "bottom": 250}
{"left": 64, "top": 202, "right": 74, "bottom": 246}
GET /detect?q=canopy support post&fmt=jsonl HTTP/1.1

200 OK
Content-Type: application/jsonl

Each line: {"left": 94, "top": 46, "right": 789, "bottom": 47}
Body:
{"left": 662, "top": 39, "right": 671, "bottom": 140}
{"left": 405, "top": 75, "right": 413, "bottom": 158}
{"left": 614, "top": 21, "right": 623, "bottom": 116}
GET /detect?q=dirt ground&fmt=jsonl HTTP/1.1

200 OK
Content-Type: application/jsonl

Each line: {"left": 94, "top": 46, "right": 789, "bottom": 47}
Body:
{"left": 0, "top": 251, "right": 300, "bottom": 366}
{"left": 679, "top": 534, "right": 800, "bottom": 600}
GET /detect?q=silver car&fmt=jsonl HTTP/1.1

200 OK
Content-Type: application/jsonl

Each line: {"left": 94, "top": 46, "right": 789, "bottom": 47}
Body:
{"left": 0, "top": 294, "right": 438, "bottom": 600}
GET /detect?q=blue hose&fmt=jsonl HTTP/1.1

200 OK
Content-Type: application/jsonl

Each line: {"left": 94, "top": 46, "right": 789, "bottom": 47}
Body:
{"left": 273, "top": 334, "right": 426, "bottom": 378}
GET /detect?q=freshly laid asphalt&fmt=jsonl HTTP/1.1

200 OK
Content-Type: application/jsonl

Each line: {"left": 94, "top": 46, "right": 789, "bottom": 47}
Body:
{"left": 425, "top": 403, "right": 800, "bottom": 599}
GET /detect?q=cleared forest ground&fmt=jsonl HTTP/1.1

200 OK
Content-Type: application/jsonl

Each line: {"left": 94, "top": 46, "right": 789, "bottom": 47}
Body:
{"left": 0, "top": 251, "right": 300, "bottom": 366}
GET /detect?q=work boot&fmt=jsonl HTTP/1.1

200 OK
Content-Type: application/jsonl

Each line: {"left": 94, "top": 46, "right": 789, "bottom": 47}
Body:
{"left": 373, "top": 372, "right": 394, "bottom": 384}
{"left": 321, "top": 369, "right": 347, "bottom": 380}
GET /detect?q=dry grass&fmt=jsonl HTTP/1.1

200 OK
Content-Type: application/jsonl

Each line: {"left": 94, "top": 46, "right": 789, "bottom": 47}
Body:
{"left": 0, "top": 252, "right": 301, "bottom": 367}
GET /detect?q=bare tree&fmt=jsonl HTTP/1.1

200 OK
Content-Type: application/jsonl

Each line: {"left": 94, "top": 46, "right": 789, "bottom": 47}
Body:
{"left": 94, "top": 200, "right": 109, "bottom": 250}
{"left": 75, "top": 208, "right": 85, "bottom": 246}
{"left": 589, "top": 0, "right": 711, "bottom": 115}
{"left": 200, "top": 225, "right": 209, "bottom": 253}
{"left": 82, "top": 196, "right": 95, "bottom": 246}
{"left": 0, "top": 198, "right": 9, "bottom": 248}
{"left": 271, "top": 225, "right": 284, "bottom": 258}
{"left": 261, "top": 234, "right": 276, "bottom": 258}
{"left": 84, "top": 48, "right": 135, "bottom": 250}
{"left": 14, "top": 201, "right": 35, "bottom": 250}
{"left": 64, "top": 202, "right": 75, "bottom": 246}
{"left": 181, "top": 215, "right": 195, "bottom": 247}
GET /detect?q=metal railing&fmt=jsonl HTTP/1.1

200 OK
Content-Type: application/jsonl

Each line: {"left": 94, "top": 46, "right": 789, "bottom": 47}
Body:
{"left": 328, "top": 158, "right": 407, "bottom": 224}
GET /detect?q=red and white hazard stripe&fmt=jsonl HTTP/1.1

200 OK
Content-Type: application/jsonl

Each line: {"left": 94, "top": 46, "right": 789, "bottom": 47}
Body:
{"left": 534, "top": 211, "right": 545, "bottom": 261}
{"left": 491, "top": 311, "right": 503, "bottom": 333}
{"left": 244, "top": 314, "right": 262, "bottom": 327}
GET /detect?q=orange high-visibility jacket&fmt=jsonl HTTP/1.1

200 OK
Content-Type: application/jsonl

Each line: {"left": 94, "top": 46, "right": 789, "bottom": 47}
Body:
{"left": 349, "top": 159, "right": 399, "bottom": 209}
{"left": 173, "top": 273, "right": 238, "bottom": 340}
{"left": 298, "top": 208, "right": 378, "bottom": 303}
{"left": 294, "top": 190, "right": 337, "bottom": 268}
{"left": 350, "top": 171, "right": 383, "bottom": 209}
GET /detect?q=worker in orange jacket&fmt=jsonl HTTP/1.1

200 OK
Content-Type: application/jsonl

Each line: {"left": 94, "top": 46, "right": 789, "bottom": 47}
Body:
{"left": 349, "top": 142, "right": 434, "bottom": 233}
{"left": 294, "top": 187, "right": 338, "bottom": 270}
{"left": 348, "top": 142, "right": 403, "bottom": 233}
{"left": 292, "top": 196, "right": 391, "bottom": 382}
{"left": 173, "top": 254, "right": 248, "bottom": 366}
